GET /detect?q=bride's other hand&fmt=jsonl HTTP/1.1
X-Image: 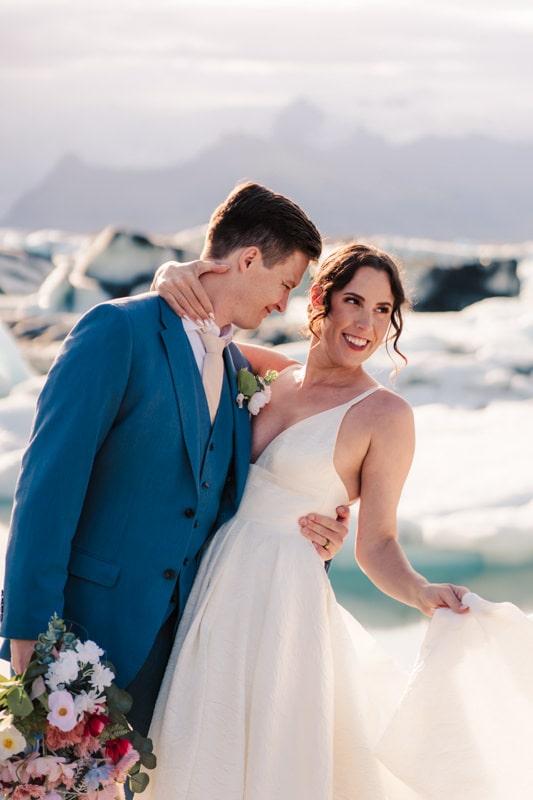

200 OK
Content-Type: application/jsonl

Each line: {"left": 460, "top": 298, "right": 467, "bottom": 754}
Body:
{"left": 299, "top": 505, "right": 350, "bottom": 561}
{"left": 152, "top": 260, "right": 230, "bottom": 322}
{"left": 418, "top": 583, "right": 470, "bottom": 617}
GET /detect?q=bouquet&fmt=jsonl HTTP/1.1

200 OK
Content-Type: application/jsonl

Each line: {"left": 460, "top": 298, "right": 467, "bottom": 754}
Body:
{"left": 0, "top": 615, "right": 155, "bottom": 799}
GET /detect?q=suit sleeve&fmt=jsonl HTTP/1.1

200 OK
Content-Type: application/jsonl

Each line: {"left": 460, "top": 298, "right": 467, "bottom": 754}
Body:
{"left": 0, "top": 302, "right": 133, "bottom": 640}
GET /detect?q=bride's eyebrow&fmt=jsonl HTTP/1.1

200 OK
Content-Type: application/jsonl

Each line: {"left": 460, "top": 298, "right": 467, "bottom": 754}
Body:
{"left": 343, "top": 291, "right": 392, "bottom": 307}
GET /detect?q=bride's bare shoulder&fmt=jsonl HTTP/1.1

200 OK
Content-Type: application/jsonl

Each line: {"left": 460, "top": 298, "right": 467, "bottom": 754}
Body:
{"left": 359, "top": 386, "right": 414, "bottom": 429}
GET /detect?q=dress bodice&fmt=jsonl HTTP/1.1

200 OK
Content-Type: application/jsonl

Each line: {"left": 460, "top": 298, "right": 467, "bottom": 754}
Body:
{"left": 235, "top": 387, "right": 381, "bottom": 528}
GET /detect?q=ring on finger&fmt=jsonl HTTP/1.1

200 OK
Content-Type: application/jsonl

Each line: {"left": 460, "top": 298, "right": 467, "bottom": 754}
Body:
{"left": 323, "top": 539, "right": 330, "bottom": 551}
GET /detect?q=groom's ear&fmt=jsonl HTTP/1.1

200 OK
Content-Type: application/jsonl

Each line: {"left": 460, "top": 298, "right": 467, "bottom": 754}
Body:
{"left": 238, "top": 246, "right": 262, "bottom": 273}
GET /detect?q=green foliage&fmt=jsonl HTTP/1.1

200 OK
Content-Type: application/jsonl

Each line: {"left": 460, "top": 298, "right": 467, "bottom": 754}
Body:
{"left": 129, "top": 770, "right": 150, "bottom": 793}
{"left": 237, "top": 368, "right": 259, "bottom": 398}
{"left": 5, "top": 686, "right": 33, "bottom": 718}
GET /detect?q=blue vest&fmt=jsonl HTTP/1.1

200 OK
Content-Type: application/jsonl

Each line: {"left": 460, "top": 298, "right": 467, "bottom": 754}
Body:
{"left": 178, "top": 366, "right": 234, "bottom": 608}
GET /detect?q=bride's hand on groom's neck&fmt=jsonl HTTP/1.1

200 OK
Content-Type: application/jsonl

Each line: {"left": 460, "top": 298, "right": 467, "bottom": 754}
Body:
{"left": 152, "top": 260, "right": 230, "bottom": 324}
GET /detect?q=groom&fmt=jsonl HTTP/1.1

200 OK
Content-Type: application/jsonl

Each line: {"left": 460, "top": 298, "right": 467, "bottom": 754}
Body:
{"left": 0, "top": 182, "right": 348, "bottom": 740}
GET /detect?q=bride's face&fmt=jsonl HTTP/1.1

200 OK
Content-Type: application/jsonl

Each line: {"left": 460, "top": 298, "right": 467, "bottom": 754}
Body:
{"left": 318, "top": 267, "right": 394, "bottom": 367}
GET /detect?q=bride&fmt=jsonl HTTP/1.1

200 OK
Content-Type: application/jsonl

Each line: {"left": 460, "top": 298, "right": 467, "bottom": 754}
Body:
{"left": 146, "top": 243, "right": 533, "bottom": 799}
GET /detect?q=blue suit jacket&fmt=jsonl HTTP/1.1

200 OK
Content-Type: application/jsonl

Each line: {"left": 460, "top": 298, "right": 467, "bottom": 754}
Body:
{"left": 0, "top": 294, "right": 251, "bottom": 685}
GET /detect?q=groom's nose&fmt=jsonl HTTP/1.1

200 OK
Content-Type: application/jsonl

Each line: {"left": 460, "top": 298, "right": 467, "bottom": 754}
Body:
{"left": 275, "top": 289, "right": 291, "bottom": 313}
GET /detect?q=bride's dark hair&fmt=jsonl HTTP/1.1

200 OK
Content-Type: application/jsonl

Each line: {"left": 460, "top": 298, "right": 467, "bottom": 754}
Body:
{"left": 307, "top": 242, "right": 410, "bottom": 366}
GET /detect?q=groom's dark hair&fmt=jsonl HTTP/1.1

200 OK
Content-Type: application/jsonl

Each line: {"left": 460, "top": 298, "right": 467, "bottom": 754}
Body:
{"left": 203, "top": 181, "right": 322, "bottom": 267}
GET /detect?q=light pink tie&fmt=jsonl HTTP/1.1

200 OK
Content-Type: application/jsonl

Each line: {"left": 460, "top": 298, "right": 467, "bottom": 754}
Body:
{"left": 199, "top": 332, "right": 226, "bottom": 423}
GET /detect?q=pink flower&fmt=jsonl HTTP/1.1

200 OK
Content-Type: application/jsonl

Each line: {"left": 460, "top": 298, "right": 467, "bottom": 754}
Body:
{"left": 24, "top": 755, "right": 64, "bottom": 781}
{"left": 47, "top": 691, "right": 77, "bottom": 732}
{"left": 43, "top": 794, "right": 62, "bottom": 800}
{"left": 113, "top": 747, "right": 140, "bottom": 782}
{"left": 74, "top": 734, "right": 102, "bottom": 758}
{"left": 0, "top": 757, "right": 26, "bottom": 783}
{"left": 11, "top": 785, "right": 46, "bottom": 799}
{"left": 45, "top": 720, "right": 85, "bottom": 749}
{"left": 23, "top": 754, "right": 77, "bottom": 788}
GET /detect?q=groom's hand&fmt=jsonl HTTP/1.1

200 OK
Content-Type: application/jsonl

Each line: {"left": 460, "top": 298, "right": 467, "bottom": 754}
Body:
{"left": 10, "top": 638, "right": 38, "bottom": 675}
{"left": 298, "top": 505, "right": 350, "bottom": 561}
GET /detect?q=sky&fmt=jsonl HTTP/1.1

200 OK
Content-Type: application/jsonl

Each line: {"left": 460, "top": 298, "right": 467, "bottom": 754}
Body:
{"left": 1, "top": 0, "right": 532, "bottom": 215}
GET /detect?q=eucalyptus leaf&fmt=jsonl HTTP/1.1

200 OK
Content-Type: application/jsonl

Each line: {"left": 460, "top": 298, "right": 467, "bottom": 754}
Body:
{"left": 23, "top": 661, "right": 48, "bottom": 682}
{"left": 130, "top": 731, "right": 154, "bottom": 753}
{"left": 106, "top": 683, "right": 133, "bottom": 714}
{"left": 139, "top": 751, "right": 157, "bottom": 770}
{"left": 129, "top": 771, "right": 150, "bottom": 793}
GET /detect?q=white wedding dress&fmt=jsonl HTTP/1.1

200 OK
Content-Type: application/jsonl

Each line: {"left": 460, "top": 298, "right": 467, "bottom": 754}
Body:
{"left": 146, "top": 388, "right": 533, "bottom": 799}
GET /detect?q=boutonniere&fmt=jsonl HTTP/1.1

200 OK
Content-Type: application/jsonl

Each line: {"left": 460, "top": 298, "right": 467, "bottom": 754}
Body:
{"left": 236, "top": 368, "right": 278, "bottom": 415}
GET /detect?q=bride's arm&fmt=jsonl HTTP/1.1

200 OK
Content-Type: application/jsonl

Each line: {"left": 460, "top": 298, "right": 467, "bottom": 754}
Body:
{"left": 236, "top": 342, "right": 300, "bottom": 376}
{"left": 355, "top": 396, "right": 469, "bottom": 616}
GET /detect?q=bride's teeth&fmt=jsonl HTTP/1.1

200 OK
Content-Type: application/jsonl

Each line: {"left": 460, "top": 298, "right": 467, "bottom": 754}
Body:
{"left": 344, "top": 334, "right": 367, "bottom": 346}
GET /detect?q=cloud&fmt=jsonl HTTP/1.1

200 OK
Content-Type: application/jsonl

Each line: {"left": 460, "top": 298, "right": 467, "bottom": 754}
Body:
{"left": 0, "top": 0, "right": 532, "bottom": 216}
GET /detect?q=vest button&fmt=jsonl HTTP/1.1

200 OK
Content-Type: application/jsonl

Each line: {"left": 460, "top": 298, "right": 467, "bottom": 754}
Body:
{"left": 183, "top": 557, "right": 189, "bottom": 567}
{"left": 163, "top": 569, "right": 176, "bottom": 580}
{"left": 202, "top": 482, "right": 210, "bottom": 489}
{"left": 184, "top": 508, "right": 195, "bottom": 518}
{"left": 209, "top": 443, "right": 215, "bottom": 451}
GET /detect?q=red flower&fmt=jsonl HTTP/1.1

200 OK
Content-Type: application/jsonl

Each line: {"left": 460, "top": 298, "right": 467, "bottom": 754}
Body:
{"left": 84, "top": 713, "right": 112, "bottom": 738}
{"left": 104, "top": 737, "right": 132, "bottom": 762}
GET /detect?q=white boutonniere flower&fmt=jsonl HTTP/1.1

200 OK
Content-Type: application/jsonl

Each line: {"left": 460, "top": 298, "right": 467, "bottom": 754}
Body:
{"left": 236, "top": 368, "right": 278, "bottom": 416}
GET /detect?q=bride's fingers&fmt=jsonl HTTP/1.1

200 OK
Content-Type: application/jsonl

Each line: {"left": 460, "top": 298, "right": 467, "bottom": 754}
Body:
{"left": 157, "top": 287, "right": 195, "bottom": 320}
{"left": 156, "top": 276, "right": 212, "bottom": 322}
{"left": 424, "top": 584, "right": 471, "bottom": 616}
{"left": 153, "top": 260, "right": 229, "bottom": 321}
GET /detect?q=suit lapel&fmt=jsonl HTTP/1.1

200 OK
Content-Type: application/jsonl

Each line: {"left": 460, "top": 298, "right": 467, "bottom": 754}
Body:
{"left": 224, "top": 344, "right": 252, "bottom": 502}
{"left": 158, "top": 299, "right": 204, "bottom": 482}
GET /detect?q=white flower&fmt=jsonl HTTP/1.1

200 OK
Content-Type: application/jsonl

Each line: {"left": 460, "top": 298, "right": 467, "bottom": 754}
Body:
{"left": 236, "top": 367, "right": 277, "bottom": 415}
{"left": 0, "top": 715, "right": 26, "bottom": 759}
{"left": 47, "top": 690, "right": 77, "bottom": 732}
{"left": 45, "top": 649, "right": 80, "bottom": 690}
{"left": 248, "top": 392, "right": 268, "bottom": 415}
{"left": 74, "top": 688, "right": 106, "bottom": 720}
{"left": 89, "top": 663, "right": 114, "bottom": 692}
{"left": 75, "top": 640, "right": 104, "bottom": 665}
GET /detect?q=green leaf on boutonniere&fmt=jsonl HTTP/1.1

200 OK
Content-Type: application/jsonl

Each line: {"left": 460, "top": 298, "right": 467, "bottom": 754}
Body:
{"left": 237, "top": 368, "right": 259, "bottom": 397}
